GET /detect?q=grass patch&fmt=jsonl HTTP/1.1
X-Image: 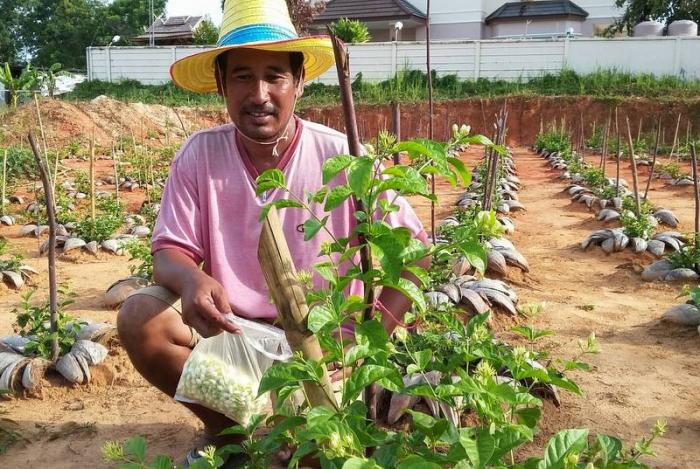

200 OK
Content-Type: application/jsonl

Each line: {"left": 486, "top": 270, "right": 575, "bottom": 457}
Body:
{"left": 65, "top": 69, "right": 700, "bottom": 109}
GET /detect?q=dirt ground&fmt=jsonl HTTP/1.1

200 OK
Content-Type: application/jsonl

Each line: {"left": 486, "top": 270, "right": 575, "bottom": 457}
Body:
{"left": 1, "top": 106, "right": 699, "bottom": 466}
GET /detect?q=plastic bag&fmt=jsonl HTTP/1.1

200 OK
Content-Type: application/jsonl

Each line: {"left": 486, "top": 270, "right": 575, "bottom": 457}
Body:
{"left": 175, "top": 314, "right": 292, "bottom": 426}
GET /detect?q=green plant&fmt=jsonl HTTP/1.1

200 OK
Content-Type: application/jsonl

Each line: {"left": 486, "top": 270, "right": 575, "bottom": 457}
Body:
{"left": 620, "top": 210, "right": 655, "bottom": 240}
{"left": 38, "top": 63, "right": 67, "bottom": 98}
{"left": 73, "top": 213, "right": 122, "bottom": 242}
{"left": 73, "top": 169, "right": 91, "bottom": 195}
{"left": 0, "top": 63, "right": 38, "bottom": 108}
{"left": 655, "top": 162, "right": 687, "bottom": 180}
{"left": 125, "top": 239, "right": 153, "bottom": 281}
{"left": 13, "top": 288, "right": 84, "bottom": 359}
{"left": 330, "top": 17, "right": 371, "bottom": 44}
{"left": 102, "top": 435, "right": 219, "bottom": 469}
{"left": 97, "top": 195, "right": 126, "bottom": 218}
{"left": 669, "top": 236, "right": 700, "bottom": 271}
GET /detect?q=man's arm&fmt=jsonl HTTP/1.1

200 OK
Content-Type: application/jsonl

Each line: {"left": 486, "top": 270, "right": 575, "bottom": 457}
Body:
{"left": 153, "top": 249, "right": 240, "bottom": 337}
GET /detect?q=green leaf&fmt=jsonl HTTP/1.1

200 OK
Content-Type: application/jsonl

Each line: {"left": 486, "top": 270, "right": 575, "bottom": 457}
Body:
{"left": 515, "top": 407, "right": 542, "bottom": 428}
{"left": 466, "top": 135, "right": 495, "bottom": 147}
{"left": 347, "top": 157, "right": 375, "bottom": 198}
{"left": 255, "top": 169, "right": 286, "bottom": 195}
{"left": 324, "top": 185, "right": 354, "bottom": 211}
{"left": 447, "top": 156, "right": 472, "bottom": 187}
{"left": 541, "top": 429, "right": 589, "bottom": 469}
{"left": 342, "top": 457, "right": 380, "bottom": 469}
{"left": 404, "top": 410, "right": 449, "bottom": 441}
{"left": 355, "top": 319, "right": 388, "bottom": 348}
{"left": 258, "top": 199, "right": 304, "bottom": 221}
{"left": 597, "top": 433, "right": 622, "bottom": 464}
{"left": 303, "top": 217, "right": 328, "bottom": 241}
{"left": 322, "top": 154, "right": 354, "bottom": 184}
{"left": 369, "top": 229, "right": 411, "bottom": 284}
{"left": 460, "top": 428, "right": 495, "bottom": 469}
{"left": 461, "top": 241, "right": 487, "bottom": 274}
{"left": 124, "top": 436, "right": 146, "bottom": 462}
{"left": 381, "top": 277, "right": 426, "bottom": 313}
{"left": 149, "top": 455, "right": 173, "bottom": 469}
{"left": 414, "top": 350, "right": 433, "bottom": 370}
{"left": 308, "top": 303, "right": 338, "bottom": 333}
{"left": 343, "top": 364, "right": 402, "bottom": 405}
{"left": 397, "top": 455, "right": 441, "bottom": 469}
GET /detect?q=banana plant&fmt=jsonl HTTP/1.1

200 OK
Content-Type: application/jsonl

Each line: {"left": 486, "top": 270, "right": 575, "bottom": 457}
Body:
{"left": 0, "top": 63, "right": 38, "bottom": 108}
{"left": 39, "top": 63, "right": 67, "bottom": 98}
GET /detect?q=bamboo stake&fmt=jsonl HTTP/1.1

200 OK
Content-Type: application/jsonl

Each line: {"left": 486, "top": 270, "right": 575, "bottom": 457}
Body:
{"left": 33, "top": 93, "right": 53, "bottom": 189}
{"left": 29, "top": 133, "right": 59, "bottom": 363}
{"left": 599, "top": 116, "right": 610, "bottom": 173}
{"left": 112, "top": 141, "right": 120, "bottom": 204}
{"left": 326, "top": 28, "right": 376, "bottom": 413}
{"left": 258, "top": 207, "right": 338, "bottom": 410}
{"left": 89, "top": 135, "right": 96, "bottom": 223}
{"left": 625, "top": 117, "right": 642, "bottom": 217}
{"left": 426, "top": 0, "right": 436, "bottom": 244}
{"left": 615, "top": 108, "right": 621, "bottom": 197}
{"left": 173, "top": 108, "right": 190, "bottom": 139}
{"left": 691, "top": 144, "right": 699, "bottom": 274}
{"left": 669, "top": 113, "right": 681, "bottom": 161}
{"left": 1, "top": 148, "right": 7, "bottom": 217}
{"left": 643, "top": 116, "right": 662, "bottom": 200}
{"left": 391, "top": 101, "right": 401, "bottom": 165}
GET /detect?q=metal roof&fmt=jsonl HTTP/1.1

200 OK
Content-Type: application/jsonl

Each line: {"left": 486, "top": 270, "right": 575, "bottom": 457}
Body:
{"left": 136, "top": 16, "right": 204, "bottom": 40}
{"left": 314, "top": 0, "right": 426, "bottom": 24}
{"left": 485, "top": 1, "right": 588, "bottom": 24}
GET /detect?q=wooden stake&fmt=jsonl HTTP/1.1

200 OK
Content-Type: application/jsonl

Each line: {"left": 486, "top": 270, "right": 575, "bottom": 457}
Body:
{"left": 426, "top": 0, "right": 436, "bottom": 244}
{"left": 112, "top": 141, "right": 120, "bottom": 203}
{"left": 326, "top": 28, "right": 376, "bottom": 413}
{"left": 1, "top": 148, "right": 7, "bottom": 217}
{"left": 257, "top": 207, "right": 338, "bottom": 410}
{"left": 644, "top": 116, "right": 662, "bottom": 200}
{"left": 615, "top": 108, "right": 621, "bottom": 197}
{"left": 599, "top": 116, "right": 610, "bottom": 174}
{"left": 89, "top": 135, "right": 96, "bottom": 223}
{"left": 33, "top": 93, "right": 53, "bottom": 189}
{"left": 690, "top": 144, "right": 699, "bottom": 247}
{"left": 391, "top": 101, "right": 401, "bottom": 165}
{"left": 173, "top": 108, "right": 190, "bottom": 139}
{"left": 29, "top": 133, "right": 59, "bottom": 363}
{"left": 669, "top": 113, "right": 681, "bottom": 161}
{"left": 625, "top": 117, "right": 642, "bottom": 217}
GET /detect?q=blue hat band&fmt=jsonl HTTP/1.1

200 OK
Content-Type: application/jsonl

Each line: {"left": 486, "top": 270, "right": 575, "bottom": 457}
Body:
{"left": 218, "top": 24, "right": 298, "bottom": 46}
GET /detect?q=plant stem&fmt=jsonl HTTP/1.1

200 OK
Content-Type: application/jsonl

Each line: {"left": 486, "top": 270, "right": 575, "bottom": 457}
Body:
{"left": 29, "top": 132, "right": 59, "bottom": 363}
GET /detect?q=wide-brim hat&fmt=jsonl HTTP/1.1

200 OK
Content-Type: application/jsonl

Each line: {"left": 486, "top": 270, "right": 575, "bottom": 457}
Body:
{"left": 170, "top": 0, "right": 335, "bottom": 93}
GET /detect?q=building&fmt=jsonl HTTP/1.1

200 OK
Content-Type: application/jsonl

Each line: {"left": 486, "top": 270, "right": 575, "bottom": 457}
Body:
{"left": 134, "top": 16, "right": 204, "bottom": 45}
{"left": 311, "top": 0, "right": 623, "bottom": 40}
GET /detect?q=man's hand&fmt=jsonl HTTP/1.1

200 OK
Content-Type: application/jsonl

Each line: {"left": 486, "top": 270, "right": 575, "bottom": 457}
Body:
{"left": 153, "top": 249, "right": 241, "bottom": 338}
{"left": 180, "top": 271, "right": 242, "bottom": 338}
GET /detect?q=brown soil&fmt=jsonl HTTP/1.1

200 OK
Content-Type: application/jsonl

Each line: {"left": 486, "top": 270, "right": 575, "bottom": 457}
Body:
{"left": 3, "top": 96, "right": 699, "bottom": 149}
{"left": 1, "top": 100, "right": 699, "bottom": 467}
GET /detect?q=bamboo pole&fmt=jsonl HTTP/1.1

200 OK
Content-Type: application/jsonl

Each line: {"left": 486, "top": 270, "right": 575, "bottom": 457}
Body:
{"left": 599, "top": 116, "right": 610, "bottom": 174}
{"left": 615, "top": 108, "right": 621, "bottom": 197}
{"left": 391, "top": 102, "right": 401, "bottom": 165}
{"left": 173, "top": 108, "right": 190, "bottom": 139}
{"left": 326, "top": 28, "right": 376, "bottom": 413}
{"left": 426, "top": 0, "right": 436, "bottom": 244}
{"left": 258, "top": 207, "right": 338, "bottom": 410}
{"left": 669, "top": 113, "right": 681, "bottom": 161}
{"left": 89, "top": 135, "right": 96, "bottom": 223}
{"left": 691, "top": 144, "right": 699, "bottom": 245}
{"left": 29, "top": 133, "right": 59, "bottom": 363}
{"left": 625, "top": 117, "right": 642, "bottom": 217}
{"left": 1, "top": 148, "right": 7, "bottom": 217}
{"left": 643, "top": 116, "right": 662, "bottom": 200}
{"left": 112, "top": 141, "right": 120, "bottom": 203}
{"left": 33, "top": 93, "right": 53, "bottom": 189}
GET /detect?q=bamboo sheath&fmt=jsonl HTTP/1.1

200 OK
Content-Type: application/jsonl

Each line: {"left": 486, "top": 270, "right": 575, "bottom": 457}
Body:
{"left": 258, "top": 207, "right": 338, "bottom": 410}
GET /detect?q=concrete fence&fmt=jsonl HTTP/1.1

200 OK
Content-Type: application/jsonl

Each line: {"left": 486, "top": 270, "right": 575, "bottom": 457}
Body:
{"left": 86, "top": 36, "right": 700, "bottom": 86}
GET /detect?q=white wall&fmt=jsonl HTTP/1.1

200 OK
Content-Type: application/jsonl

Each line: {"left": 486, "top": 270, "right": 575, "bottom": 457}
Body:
{"left": 86, "top": 37, "right": 700, "bottom": 87}
{"left": 0, "top": 83, "right": 5, "bottom": 106}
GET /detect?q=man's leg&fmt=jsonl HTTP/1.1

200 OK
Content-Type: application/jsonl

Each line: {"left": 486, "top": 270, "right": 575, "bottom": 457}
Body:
{"left": 117, "top": 291, "right": 235, "bottom": 446}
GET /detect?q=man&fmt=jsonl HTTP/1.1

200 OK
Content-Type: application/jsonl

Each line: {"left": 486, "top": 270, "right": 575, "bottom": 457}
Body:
{"left": 117, "top": 0, "right": 428, "bottom": 463}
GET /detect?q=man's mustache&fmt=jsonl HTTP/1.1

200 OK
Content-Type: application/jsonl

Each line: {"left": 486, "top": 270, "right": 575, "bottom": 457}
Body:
{"left": 243, "top": 104, "right": 277, "bottom": 115}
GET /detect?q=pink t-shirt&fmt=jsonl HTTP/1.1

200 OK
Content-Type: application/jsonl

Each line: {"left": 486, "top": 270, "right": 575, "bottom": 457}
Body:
{"left": 152, "top": 119, "right": 426, "bottom": 321}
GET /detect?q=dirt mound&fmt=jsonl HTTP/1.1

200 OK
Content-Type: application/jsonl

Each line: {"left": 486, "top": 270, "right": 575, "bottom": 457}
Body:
{"left": 1, "top": 97, "right": 228, "bottom": 148}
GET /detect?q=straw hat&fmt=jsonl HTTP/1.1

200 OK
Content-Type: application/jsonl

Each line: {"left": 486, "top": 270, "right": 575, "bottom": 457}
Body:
{"left": 170, "top": 0, "right": 335, "bottom": 93}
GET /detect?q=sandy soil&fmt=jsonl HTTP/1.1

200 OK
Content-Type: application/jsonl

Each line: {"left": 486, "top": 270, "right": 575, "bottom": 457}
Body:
{"left": 1, "top": 141, "right": 699, "bottom": 467}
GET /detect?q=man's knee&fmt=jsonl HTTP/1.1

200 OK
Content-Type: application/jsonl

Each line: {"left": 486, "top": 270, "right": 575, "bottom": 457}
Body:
{"left": 118, "top": 294, "right": 168, "bottom": 346}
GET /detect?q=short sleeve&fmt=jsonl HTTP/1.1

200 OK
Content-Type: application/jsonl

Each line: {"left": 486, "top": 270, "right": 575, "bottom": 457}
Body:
{"left": 151, "top": 143, "right": 205, "bottom": 264}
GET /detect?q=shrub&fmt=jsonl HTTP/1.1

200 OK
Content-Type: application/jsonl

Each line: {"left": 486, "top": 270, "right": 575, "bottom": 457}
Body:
{"left": 73, "top": 213, "right": 122, "bottom": 242}
{"left": 330, "top": 18, "right": 371, "bottom": 44}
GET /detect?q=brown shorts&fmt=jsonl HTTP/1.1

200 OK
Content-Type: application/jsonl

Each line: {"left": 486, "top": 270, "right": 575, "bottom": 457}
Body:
{"left": 128, "top": 285, "right": 202, "bottom": 348}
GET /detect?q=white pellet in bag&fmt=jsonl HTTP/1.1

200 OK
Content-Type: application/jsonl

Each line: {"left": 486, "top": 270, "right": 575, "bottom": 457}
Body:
{"left": 175, "top": 314, "right": 292, "bottom": 426}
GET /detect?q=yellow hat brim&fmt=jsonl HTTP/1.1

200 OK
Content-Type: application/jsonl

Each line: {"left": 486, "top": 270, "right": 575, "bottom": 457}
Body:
{"left": 170, "top": 36, "right": 335, "bottom": 93}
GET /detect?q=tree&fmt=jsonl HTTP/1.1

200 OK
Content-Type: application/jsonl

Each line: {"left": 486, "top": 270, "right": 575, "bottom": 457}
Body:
{"left": 192, "top": 17, "right": 220, "bottom": 45}
{"left": 0, "top": 63, "right": 38, "bottom": 108}
{"left": 330, "top": 18, "right": 371, "bottom": 43}
{"left": 219, "top": 0, "right": 325, "bottom": 34}
{"left": 103, "top": 0, "right": 167, "bottom": 46}
{"left": 0, "top": 0, "right": 21, "bottom": 66}
{"left": 609, "top": 0, "right": 700, "bottom": 35}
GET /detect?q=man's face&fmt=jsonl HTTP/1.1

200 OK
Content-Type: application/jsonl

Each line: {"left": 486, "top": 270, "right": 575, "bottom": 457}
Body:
{"left": 217, "top": 49, "right": 302, "bottom": 141}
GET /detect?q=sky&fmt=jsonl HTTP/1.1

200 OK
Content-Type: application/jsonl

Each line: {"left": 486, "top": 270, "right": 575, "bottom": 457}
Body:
{"left": 166, "top": 0, "right": 223, "bottom": 25}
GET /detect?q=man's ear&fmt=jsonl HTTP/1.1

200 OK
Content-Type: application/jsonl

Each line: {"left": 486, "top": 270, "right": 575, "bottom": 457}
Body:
{"left": 295, "top": 70, "right": 306, "bottom": 99}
